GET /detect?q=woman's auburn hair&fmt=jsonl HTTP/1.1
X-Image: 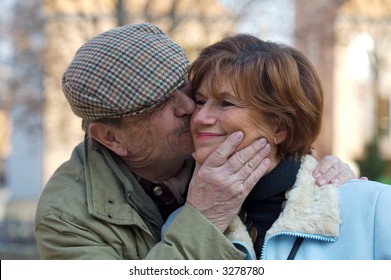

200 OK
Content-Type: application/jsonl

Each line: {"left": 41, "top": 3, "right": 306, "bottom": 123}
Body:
{"left": 189, "top": 34, "right": 324, "bottom": 160}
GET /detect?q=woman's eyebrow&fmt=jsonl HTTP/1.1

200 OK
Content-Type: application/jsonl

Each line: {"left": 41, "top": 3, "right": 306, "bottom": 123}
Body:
{"left": 218, "top": 91, "right": 234, "bottom": 98}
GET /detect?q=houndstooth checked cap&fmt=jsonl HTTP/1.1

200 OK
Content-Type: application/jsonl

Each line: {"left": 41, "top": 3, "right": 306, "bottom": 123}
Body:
{"left": 62, "top": 23, "right": 190, "bottom": 120}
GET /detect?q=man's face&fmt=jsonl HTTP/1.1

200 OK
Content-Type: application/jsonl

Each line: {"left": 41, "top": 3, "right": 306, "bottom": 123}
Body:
{"left": 115, "top": 80, "right": 196, "bottom": 178}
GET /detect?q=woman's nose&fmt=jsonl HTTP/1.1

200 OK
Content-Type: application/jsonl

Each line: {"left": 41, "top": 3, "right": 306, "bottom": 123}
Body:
{"left": 192, "top": 104, "right": 216, "bottom": 125}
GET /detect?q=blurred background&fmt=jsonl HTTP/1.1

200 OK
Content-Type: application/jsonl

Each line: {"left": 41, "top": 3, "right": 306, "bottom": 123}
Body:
{"left": 0, "top": 0, "right": 390, "bottom": 259}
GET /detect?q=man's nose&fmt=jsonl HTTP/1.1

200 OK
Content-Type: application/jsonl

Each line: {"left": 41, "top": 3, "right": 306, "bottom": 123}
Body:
{"left": 174, "top": 90, "right": 196, "bottom": 116}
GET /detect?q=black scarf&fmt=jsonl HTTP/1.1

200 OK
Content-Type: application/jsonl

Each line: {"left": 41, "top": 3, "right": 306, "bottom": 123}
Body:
{"left": 242, "top": 159, "right": 301, "bottom": 258}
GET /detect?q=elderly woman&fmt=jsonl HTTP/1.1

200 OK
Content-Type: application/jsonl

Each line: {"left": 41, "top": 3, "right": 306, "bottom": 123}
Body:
{"left": 188, "top": 34, "right": 391, "bottom": 259}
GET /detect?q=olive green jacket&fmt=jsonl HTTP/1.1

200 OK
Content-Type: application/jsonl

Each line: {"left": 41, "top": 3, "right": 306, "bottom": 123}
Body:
{"left": 35, "top": 139, "right": 245, "bottom": 260}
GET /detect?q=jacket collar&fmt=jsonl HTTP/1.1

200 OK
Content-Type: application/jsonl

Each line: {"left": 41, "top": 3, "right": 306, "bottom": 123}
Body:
{"left": 83, "top": 138, "right": 163, "bottom": 240}
{"left": 265, "top": 155, "right": 340, "bottom": 239}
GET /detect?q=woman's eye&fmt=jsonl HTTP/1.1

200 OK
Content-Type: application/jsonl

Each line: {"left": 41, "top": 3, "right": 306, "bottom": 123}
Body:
{"left": 221, "top": 100, "right": 236, "bottom": 107}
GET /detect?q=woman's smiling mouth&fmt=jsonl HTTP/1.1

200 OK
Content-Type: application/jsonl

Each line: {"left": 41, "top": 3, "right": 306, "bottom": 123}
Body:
{"left": 196, "top": 132, "right": 226, "bottom": 141}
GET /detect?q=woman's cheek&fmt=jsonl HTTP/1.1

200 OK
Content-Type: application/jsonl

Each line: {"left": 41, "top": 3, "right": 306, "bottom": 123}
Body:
{"left": 192, "top": 145, "right": 216, "bottom": 165}
{"left": 235, "top": 125, "right": 274, "bottom": 153}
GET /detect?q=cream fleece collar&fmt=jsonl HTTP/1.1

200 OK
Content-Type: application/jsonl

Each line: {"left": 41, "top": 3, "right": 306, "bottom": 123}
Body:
{"left": 225, "top": 155, "right": 340, "bottom": 256}
{"left": 265, "top": 155, "right": 340, "bottom": 239}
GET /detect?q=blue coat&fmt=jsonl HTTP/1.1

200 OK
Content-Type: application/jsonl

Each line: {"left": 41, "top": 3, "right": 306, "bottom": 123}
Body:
{"left": 227, "top": 155, "right": 391, "bottom": 260}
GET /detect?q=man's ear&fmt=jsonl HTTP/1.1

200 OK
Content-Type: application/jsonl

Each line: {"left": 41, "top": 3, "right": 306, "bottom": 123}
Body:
{"left": 272, "top": 120, "right": 288, "bottom": 145}
{"left": 88, "top": 123, "right": 128, "bottom": 156}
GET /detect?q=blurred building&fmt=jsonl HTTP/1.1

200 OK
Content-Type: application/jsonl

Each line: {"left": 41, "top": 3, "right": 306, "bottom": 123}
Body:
{"left": 333, "top": 0, "right": 391, "bottom": 177}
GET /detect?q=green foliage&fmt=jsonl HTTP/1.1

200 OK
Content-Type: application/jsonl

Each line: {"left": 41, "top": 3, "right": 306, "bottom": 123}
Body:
{"left": 377, "top": 176, "right": 391, "bottom": 185}
{"left": 355, "top": 138, "right": 387, "bottom": 180}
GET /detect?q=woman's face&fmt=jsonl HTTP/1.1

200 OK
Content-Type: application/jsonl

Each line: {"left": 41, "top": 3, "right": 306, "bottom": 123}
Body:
{"left": 191, "top": 74, "right": 277, "bottom": 165}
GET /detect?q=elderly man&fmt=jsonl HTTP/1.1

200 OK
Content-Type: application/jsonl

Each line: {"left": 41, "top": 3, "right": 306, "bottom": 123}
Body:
{"left": 35, "top": 23, "right": 355, "bottom": 259}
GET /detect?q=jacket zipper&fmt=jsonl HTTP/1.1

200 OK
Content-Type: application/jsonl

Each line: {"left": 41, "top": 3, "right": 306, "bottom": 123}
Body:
{"left": 260, "top": 231, "right": 337, "bottom": 260}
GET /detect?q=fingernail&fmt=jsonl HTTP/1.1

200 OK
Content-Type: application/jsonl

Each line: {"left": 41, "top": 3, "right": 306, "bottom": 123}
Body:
{"left": 318, "top": 178, "right": 327, "bottom": 185}
{"left": 314, "top": 172, "right": 321, "bottom": 178}
{"left": 233, "top": 131, "right": 244, "bottom": 140}
{"left": 258, "top": 138, "right": 267, "bottom": 145}
{"left": 265, "top": 144, "right": 271, "bottom": 151}
{"left": 263, "top": 158, "right": 270, "bottom": 166}
{"left": 331, "top": 178, "right": 340, "bottom": 185}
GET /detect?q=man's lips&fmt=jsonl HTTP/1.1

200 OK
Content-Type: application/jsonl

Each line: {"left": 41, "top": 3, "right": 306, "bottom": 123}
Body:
{"left": 180, "top": 127, "right": 190, "bottom": 134}
{"left": 179, "top": 118, "right": 191, "bottom": 135}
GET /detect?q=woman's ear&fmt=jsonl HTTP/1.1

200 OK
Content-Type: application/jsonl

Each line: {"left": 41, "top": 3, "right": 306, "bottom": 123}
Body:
{"left": 272, "top": 120, "right": 287, "bottom": 145}
{"left": 88, "top": 123, "right": 128, "bottom": 156}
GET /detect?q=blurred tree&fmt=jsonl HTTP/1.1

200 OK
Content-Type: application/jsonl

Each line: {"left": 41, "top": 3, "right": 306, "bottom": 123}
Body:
{"left": 116, "top": 0, "right": 127, "bottom": 26}
{"left": 355, "top": 137, "right": 387, "bottom": 179}
{"left": 0, "top": 0, "right": 45, "bottom": 199}
{"left": 3, "top": 0, "right": 44, "bottom": 130}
